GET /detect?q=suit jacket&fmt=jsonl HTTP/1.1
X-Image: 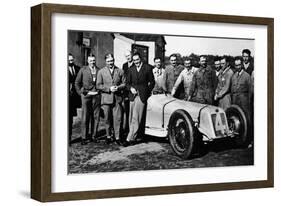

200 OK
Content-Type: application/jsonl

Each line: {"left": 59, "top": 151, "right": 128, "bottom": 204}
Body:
{"left": 69, "top": 64, "right": 80, "bottom": 92}
{"left": 75, "top": 65, "right": 100, "bottom": 96}
{"left": 189, "top": 65, "right": 217, "bottom": 104}
{"left": 216, "top": 66, "right": 234, "bottom": 99}
{"left": 163, "top": 64, "right": 185, "bottom": 93}
{"left": 243, "top": 61, "right": 254, "bottom": 75}
{"left": 230, "top": 70, "right": 252, "bottom": 117}
{"left": 122, "top": 62, "right": 134, "bottom": 98}
{"left": 126, "top": 63, "right": 155, "bottom": 103}
{"left": 96, "top": 66, "right": 126, "bottom": 105}
{"left": 69, "top": 64, "right": 81, "bottom": 114}
{"left": 122, "top": 62, "right": 134, "bottom": 78}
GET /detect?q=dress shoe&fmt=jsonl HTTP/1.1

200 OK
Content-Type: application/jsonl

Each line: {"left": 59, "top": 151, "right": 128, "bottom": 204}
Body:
{"left": 105, "top": 137, "right": 114, "bottom": 145}
{"left": 90, "top": 138, "right": 100, "bottom": 143}
{"left": 122, "top": 140, "right": 134, "bottom": 147}
{"left": 115, "top": 139, "right": 122, "bottom": 146}
{"left": 81, "top": 139, "right": 88, "bottom": 145}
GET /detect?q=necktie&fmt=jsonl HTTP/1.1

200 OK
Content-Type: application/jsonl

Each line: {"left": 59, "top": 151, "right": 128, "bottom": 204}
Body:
{"left": 72, "top": 67, "right": 75, "bottom": 76}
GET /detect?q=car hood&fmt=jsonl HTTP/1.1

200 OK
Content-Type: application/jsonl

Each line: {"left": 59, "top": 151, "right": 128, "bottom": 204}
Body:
{"left": 148, "top": 94, "right": 218, "bottom": 121}
{"left": 148, "top": 94, "right": 208, "bottom": 110}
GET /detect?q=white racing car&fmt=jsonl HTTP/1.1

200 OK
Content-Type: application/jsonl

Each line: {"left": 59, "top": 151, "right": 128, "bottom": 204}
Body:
{"left": 145, "top": 94, "right": 248, "bottom": 159}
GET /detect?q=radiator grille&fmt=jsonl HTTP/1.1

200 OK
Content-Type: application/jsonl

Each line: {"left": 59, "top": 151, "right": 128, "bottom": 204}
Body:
{"left": 211, "top": 113, "right": 227, "bottom": 137}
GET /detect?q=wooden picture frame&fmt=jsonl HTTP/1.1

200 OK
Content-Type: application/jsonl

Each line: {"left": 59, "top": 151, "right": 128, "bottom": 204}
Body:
{"left": 31, "top": 3, "right": 274, "bottom": 202}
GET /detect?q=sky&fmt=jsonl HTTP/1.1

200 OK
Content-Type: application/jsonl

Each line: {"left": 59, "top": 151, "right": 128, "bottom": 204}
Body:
{"left": 164, "top": 35, "right": 255, "bottom": 57}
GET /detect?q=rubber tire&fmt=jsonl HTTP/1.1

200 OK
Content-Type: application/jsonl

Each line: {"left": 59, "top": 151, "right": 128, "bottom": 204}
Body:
{"left": 225, "top": 105, "right": 248, "bottom": 147}
{"left": 168, "top": 110, "right": 194, "bottom": 159}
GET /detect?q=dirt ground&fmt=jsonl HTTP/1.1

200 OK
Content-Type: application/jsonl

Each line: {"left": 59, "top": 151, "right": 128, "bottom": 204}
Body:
{"left": 68, "top": 111, "right": 254, "bottom": 174}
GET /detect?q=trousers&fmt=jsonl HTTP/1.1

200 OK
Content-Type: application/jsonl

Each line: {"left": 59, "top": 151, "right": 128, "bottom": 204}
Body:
{"left": 102, "top": 101, "right": 123, "bottom": 140}
{"left": 218, "top": 94, "right": 231, "bottom": 110}
{"left": 126, "top": 95, "right": 146, "bottom": 141}
{"left": 81, "top": 94, "right": 100, "bottom": 139}
{"left": 122, "top": 99, "right": 130, "bottom": 135}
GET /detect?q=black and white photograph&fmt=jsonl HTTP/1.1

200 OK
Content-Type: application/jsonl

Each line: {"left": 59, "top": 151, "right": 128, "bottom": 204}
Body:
{"left": 28, "top": 2, "right": 274, "bottom": 202}
{"left": 67, "top": 30, "right": 254, "bottom": 174}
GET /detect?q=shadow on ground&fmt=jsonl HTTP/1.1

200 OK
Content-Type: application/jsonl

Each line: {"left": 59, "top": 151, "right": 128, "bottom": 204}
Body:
{"left": 68, "top": 110, "right": 253, "bottom": 173}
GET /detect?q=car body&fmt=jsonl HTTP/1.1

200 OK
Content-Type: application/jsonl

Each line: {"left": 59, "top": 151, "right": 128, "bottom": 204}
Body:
{"left": 145, "top": 94, "right": 248, "bottom": 159}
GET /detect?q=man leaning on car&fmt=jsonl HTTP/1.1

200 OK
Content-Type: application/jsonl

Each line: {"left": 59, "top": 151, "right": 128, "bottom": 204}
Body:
{"left": 171, "top": 57, "right": 198, "bottom": 100}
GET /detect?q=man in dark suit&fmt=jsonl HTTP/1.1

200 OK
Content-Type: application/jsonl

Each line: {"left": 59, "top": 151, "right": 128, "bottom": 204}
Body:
{"left": 242, "top": 49, "right": 254, "bottom": 142}
{"left": 242, "top": 49, "right": 254, "bottom": 75}
{"left": 121, "top": 50, "right": 134, "bottom": 136}
{"left": 97, "top": 54, "right": 126, "bottom": 145}
{"left": 162, "top": 54, "right": 185, "bottom": 94}
{"left": 188, "top": 55, "right": 217, "bottom": 105}
{"left": 123, "top": 52, "right": 155, "bottom": 146}
{"left": 75, "top": 53, "right": 101, "bottom": 145}
{"left": 68, "top": 54, "right": 81, "bottom": 146}
{"left": 231, "top": 57, "right": 252, "bottom": 122}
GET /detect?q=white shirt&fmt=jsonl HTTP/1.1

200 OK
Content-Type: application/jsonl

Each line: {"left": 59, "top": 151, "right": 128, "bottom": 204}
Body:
{"left": 128, "top": 61, "right": 134, "bottom": 68}
{"left": 69, "top": 66, "right": 75, "bottom": 76}
{"left": 238, "top": 69, "right": 244, "bottom": 76}
{"left": 152, "top": 67, "right": 165, "bottom": 89}
{"left": 89, "top": 66, "right": 97, "bottom": 74}
{"left": 216, "top": 70, "right": 221, "bottom": 77}
{"left": 109, "top": 68, "right": 114, "bottom": 74}
{"left": 243, "top": 62, "right": 250, "bottom": 70}
{"left": 136, "top": 63, "right": 143, "bottom": 72}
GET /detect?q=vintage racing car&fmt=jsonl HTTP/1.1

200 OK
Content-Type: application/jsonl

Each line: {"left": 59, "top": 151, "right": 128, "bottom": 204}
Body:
{"left": 145, "top": 94, "right": 248, "bottom": 159}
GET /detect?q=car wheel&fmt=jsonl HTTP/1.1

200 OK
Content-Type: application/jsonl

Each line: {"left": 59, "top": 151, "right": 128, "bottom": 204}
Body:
{"left": 225, "top": 105, "right": 248, "bottom": 147}
{"left": 168, "top": 110, "right": 194, "bottom": 159}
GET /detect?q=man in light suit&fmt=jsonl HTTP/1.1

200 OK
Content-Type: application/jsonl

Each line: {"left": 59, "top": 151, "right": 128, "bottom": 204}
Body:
{"left": 123, "top": 52, "right": 155, "bottom": 146}
{"left": 75, "top": 53, "right": 100, "bottom": 145}
{"left": 214, "top": 57, "right": 234, "bottom": 110}
{"left": 68, "top": 54, "right": 81, "bottom": 145}
{"left": 96, "top": 54, "right": 126, "bottom": 145}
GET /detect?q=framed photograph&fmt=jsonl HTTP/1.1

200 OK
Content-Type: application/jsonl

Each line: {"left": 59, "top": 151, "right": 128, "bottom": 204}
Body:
{"left": 31, "top": 3, "right": 274, "bottom": 202}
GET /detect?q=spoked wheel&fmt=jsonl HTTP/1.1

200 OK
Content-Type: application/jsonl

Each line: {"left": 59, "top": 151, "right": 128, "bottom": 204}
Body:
{"left": 225, "top": 105, "right": 248, "bottom": 147}
{"left": 168, "top": 110, "right": 194, "bottom": 159}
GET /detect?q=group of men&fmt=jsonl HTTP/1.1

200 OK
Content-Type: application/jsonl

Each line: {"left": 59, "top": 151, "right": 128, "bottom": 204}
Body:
{"left": 69, "top": 52, "right": 155, "bottom": 146}
{"left": 152, "top": 50, "right": 253, "bottom": 121}
{"left": 69, "top": 48, "right": 254, "bottom": 147}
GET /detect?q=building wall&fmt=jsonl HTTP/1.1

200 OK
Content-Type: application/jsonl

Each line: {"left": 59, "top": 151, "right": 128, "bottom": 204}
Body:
{"left": 113, "top": 34, "right": 134, "bottom": 68}
{"left": 93, "top": 32, "right": 114, "bottom": 68}
{"left": 68, "top": 31, "right": 114, "bottom": 69}
{"left": 68, "top": 31, "right": 165, "bottom": 69}
{"left": 68, "top": 31, "right": 84, "bottom": 67}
